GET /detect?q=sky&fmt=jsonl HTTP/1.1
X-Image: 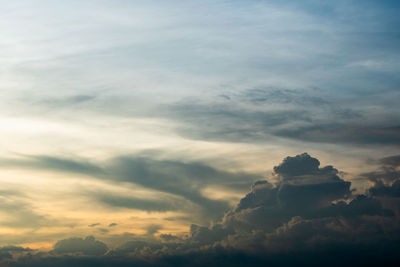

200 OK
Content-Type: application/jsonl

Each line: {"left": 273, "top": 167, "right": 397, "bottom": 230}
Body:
{"left": 0, "top": 0, "right": 399, "bottom": 266}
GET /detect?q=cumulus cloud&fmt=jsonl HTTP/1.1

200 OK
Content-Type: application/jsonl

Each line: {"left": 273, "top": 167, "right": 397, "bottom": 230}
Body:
{"left": 219, "top": 153, "right": 353, "bottom": 233}
{"left": 187, "top": 153, "right": 399, "bottom": 257}
{"left": 52, "top": 236, "right": 108, "bottom": 256}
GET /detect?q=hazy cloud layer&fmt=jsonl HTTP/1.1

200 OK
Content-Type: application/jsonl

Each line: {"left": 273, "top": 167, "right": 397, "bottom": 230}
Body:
{"left": 0, "top": 191, "right": 51, "bottom": 229}
{"left": 0, "top": 154, "right": 261, "bottom": 222}
{"left": 1, "top": 0, "right": 399, "bottom": 150}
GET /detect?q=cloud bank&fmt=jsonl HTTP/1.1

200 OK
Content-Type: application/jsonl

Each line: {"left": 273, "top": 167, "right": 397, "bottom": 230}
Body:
{"left": 3, "top": 153, "right": 400, "bottom": 266}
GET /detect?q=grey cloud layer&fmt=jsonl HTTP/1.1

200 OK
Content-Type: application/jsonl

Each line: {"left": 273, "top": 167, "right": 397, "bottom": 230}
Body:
{"left": 157, "top": 88, "right": 400, "bottom": 146}
{"left": 35, "top": 87, "right": 400, "bottom": 147}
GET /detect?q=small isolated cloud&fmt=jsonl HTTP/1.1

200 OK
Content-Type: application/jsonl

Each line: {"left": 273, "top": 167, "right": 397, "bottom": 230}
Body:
{"left": 98, "top": 228, "right": 109, "bottom": 234}
{"left": 88, "top": 223, "right": 100, "bottom": 227}
{"left": 109, "top": 223, "right": 118, "bottom": 227}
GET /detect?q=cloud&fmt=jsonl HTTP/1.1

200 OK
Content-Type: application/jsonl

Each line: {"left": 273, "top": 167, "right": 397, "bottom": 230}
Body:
{"left": 159, "top": 234, "right": 178, "bottom": 242}
{"left": 52, "top": 236, "right": 108, "bottom": 256}
{"left": 363, "top": 154, "right": 400, "bottom": 186}
{"left": 39, "top": 94, "right": 97, "bottom": 107}
{"left": 1, "top": 154, "right": 261, "bottom": 222}
{"left": 158, "top": 87, "right": 400, "bottom": 146}
{"left": 185, "top": 153, "right": 399, "bottom": 258}
{"left": 0, "top": 156, "right": 104, "bottom": 177}
{"left": 98, "top": 228, "right": 109, "bottom": 234}
{"left": 106, "top": 156, "right": 242, "bottom": 220}
{"left": 145, "top": 224, "right": 162, "bottom": 236}
{"left": 164, "top": 99, "right": 310, "bottom": 143}
{"left": 4, "top": 153, "right": 400, "bottom": 266}
{"left": 0, "top": 246, "right": 34, "bottom": 253}
{"left": 111, "top": 240, "right": 165, "bottom": 257}
{"left": 360, "top": 155, "right": 400, "bottom": 214}
{"left": 273, "top": 152, "right": 321, "bottom": 177}
{"left": 93, "top": 192, "right": 183, "bottom": 212}
{"left": 0, "top": 192, "right": 51, "bottom": 229}
{"left": 219, "top": 153, "right": 353, "bottom": 233}
{"left": 109, "top": 223, "right": 118, "bottom": 227}
{"left": 275, "top": 125, "right": 400, "bottom": 146}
